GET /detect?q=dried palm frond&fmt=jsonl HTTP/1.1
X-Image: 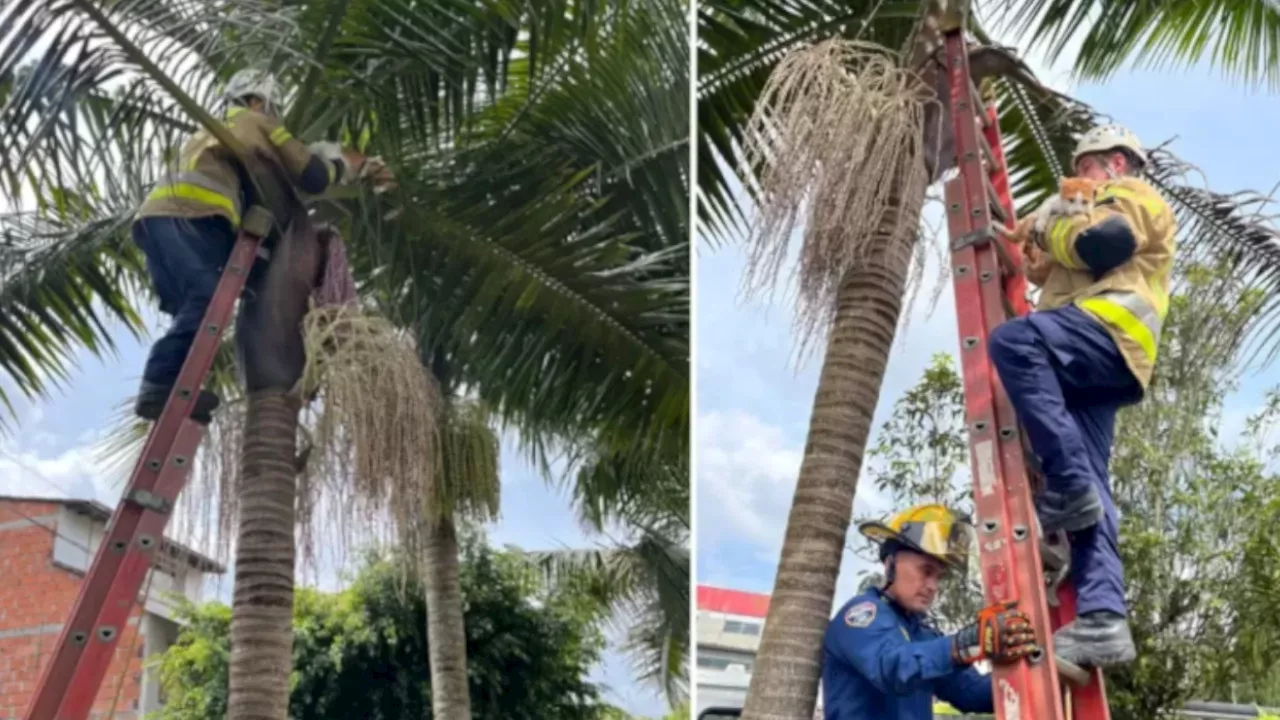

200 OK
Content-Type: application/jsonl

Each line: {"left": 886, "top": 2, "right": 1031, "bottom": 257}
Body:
{"left": 738, "top": 38, "right": 935, "bottom": 358}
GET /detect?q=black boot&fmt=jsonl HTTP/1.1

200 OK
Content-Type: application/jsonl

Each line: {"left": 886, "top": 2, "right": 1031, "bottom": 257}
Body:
{"left": 135, "top": 381, "right": 220, "bottom": 425}
{"left": 1054, "top": 611, "right": 1136, "bottom": 667}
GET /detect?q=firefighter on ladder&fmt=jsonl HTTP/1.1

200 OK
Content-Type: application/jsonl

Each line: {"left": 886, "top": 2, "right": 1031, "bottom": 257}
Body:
{"left": 991, "top": 123, "right": 1176, "bottom": 668}
{"left": 130, "top": 67, "right": 389, "bottom": 424}
{"left": 821, "top": 504, "right": 1040, "bottom": 720}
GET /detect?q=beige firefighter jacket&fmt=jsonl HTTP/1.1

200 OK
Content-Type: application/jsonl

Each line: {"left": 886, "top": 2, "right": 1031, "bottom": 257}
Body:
{"left": 137, "top": 106, "right": 340, "bottom": 229}
{"left": 1016, "top": 175, "right": 1176, "bottom": 390}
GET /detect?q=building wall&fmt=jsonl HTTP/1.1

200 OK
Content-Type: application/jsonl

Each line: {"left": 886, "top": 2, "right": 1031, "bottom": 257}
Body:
{"left": 0, "top": 501, "right": 151, "bottom": 719}
{"left": 696, "top": 609, "right": 765, "bottom": 655}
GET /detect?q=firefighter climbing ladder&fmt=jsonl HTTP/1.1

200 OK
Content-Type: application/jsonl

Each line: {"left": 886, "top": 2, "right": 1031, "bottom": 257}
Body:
{"left": 23, "top": 206, "right": 273, "bottom": 720}
{"left": 938, "top": 20, "right": 1112, "bottom": 720}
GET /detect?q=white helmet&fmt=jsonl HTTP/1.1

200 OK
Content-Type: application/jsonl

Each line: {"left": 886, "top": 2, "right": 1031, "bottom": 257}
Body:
{"left": 1072, "top": 123, "right": 1146, "bottom": 170}
{"left": 224, "top": 68, "right": 283, "bottom": 115}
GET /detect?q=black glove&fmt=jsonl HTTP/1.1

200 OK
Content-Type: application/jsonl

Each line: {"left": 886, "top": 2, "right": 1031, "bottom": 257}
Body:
{"left": 951, "top": 601, "right": 1039, "bottom": 665}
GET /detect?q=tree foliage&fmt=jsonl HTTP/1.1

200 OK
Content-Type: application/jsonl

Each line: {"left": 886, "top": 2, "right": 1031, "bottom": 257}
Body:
{"left": 1105, "top": 262, "right": 1280, "bottom": 718}
{"left": 149, "top": 532, "right": 618, "bottom": 720}
{"left": 855, "top": 263, "right": 1280, "bottom": 717}
{"left": 851, "top": 350, "right": 979, "bottom": 635}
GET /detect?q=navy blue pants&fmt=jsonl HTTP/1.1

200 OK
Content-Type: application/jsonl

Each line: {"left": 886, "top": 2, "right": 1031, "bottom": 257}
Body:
{"left": 988, "top": 304, "right": 1141, "bottom": 617}
{"left": 132, "top": 216, "right": 237, "bottom": 387}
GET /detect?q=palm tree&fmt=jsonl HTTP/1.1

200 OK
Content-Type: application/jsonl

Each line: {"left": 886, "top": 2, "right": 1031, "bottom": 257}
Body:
{"left": 533, "top": 447, "right": 692, "bottom": 706}
{"left": 0, "top": 0, "right": 688, "bottom": 716}
{"left": 698, "top": 1, "right": 1280, "bottom": 717}
{"left": 412, "top": 364, "right": 501, "bottom": 719}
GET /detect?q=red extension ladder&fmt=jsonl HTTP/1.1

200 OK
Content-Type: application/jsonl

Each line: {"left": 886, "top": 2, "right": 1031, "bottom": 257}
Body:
{"left": 23, "top": 205, "right": 273, "bottom": 720}
{"left": 939, "top": 20, "right": 1111, "bottom": 720}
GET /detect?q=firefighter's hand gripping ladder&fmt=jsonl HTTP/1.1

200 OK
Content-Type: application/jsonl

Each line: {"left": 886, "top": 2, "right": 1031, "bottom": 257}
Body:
{"left": 23, "top": 206, "right": 273, "bottom": 720}
{"left": 939, "top": 24, "right": 1112, "bottom": 720}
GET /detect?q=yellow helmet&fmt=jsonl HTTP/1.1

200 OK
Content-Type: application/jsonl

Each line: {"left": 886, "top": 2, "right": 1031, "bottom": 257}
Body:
{"left": 857, "top": 503, "right": 973, "bottom": 571}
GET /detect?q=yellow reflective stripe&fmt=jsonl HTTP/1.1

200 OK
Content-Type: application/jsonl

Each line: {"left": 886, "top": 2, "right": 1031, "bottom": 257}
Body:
{"left": 1098, "top": 185, "right": 1164, "bottom": 217}
{"left": 226, "top": 106, "right": 247, "bottom": 118}
{"left": 145, "top": 183, "right": 241, "bottom": 227}
{"left": 1079, "top": 296, "right": 1158, "bottom": 361}
{"left": 1048, "top": 217, "right": 1078, "bottom": 268}
{"left": 269, "top": 126, "right": 292, "bottom": 146}
{"left": 326, "top": 157, "right": 336, "bottom": 184}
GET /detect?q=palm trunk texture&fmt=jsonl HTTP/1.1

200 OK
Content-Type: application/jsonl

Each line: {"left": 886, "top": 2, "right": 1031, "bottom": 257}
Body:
{"left": 423, "top": 515, "right": 473, "bottom": 719}
{"left": 741, "top": 215, "right": 913, "bottom": 719}
{"left": 227, "top": 389, "right": 302, "bottom": 720}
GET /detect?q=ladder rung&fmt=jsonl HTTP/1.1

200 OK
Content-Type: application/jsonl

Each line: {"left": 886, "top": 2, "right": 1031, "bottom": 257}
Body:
{"left": 984, "top": 173, "right": 1008, "bottom": 224}
{"left": 969, "top": 78, "right": 992, "bottom": 128}
{"left": 977, "top": 128, "right": 996, "bottom": 169}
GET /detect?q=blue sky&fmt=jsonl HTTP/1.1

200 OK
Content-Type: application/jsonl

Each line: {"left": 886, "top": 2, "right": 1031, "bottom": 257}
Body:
{"left": 0, "top": 308, "right": 665, "bottom": 714}
{"left": 695, "top": 26, "right": 1280, "bottom": 611}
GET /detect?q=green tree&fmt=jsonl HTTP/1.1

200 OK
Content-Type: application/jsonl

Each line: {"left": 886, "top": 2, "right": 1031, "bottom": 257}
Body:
{"left": 860, "top": 262, "right": 1280, "bottom": 719}
{"left": 697, "top": 1, "right": 1280, "bottom": 716}
{"left": 852, "top": 350, "right": 978, "bottom": 634}
{"left": 1103, "top": 263, "right": 1280, "bottom": 719}
{"left": 150, "top": 532, "right": 616, "bottom": 720}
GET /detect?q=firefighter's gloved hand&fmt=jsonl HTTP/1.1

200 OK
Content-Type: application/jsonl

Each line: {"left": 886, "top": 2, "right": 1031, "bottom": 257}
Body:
{"left": 309, "top": 141, "right": 352, "bottom": 183}
{"left": 951, "top": 601, "right": 1038, "bottom": 666}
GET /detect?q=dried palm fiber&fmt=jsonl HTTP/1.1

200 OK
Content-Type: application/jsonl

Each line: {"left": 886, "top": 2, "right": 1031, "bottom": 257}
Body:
{"left": 177, "top": 225, "right": 442, "bottom": 579}
{"left": 293, "top": 250, "right": 444, "bottom": 568}
{"left": 739, "top": 39, "right": 936, "bottom": 359}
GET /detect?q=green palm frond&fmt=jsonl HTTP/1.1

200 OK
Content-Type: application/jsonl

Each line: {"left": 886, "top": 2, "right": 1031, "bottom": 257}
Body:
{"left": 340, "top": 0, "right": 688, "bottom": 461}
{"left": 986, "top": 0, "right": 1280, "bottom": 90}
{"left": 0, "top": 207, "right": 147, "bottom": 431}
{"left": 528, "top": 523, "right": 689, "bottom": 706}
{"left": 530, "top": 442, "right": 689, "bottom": 706}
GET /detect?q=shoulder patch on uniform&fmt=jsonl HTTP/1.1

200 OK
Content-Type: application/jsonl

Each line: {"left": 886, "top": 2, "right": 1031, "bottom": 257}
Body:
{"left": 843, "top": 600, "right": 877, "bottom": 628}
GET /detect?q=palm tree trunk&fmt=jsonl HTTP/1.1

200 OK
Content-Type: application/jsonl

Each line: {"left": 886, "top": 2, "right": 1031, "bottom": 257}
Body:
{"left": 227, "top": 389, "right": 302, "bottom": 720}
{"left": 422, "top": 514, "right": 473, "bottom": 719}
{"left": 741, "top": 207, "right": 914, "bottom": 720}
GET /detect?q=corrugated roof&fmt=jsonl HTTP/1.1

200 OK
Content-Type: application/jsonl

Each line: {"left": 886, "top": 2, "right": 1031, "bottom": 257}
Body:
{"left": 0, "top": 495, "right": 225, "bottom": 573}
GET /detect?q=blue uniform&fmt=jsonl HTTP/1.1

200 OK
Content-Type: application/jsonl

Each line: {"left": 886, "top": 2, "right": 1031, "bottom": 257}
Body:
{"left": 821, "top": 588, "right": 992, "bottom": 720}
{"left": 988, "top": 304, "right": 1134, "bottom": 617}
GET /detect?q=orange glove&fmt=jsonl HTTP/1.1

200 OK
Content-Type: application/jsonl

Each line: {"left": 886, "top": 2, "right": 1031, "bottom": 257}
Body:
{"left": 951, "top": 601, "right": 1039, "bottom": 665}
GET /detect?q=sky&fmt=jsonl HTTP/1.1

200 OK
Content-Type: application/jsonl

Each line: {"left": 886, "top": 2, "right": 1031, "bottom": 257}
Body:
{"left": 694, "top": 16, "right": 1280, "bottom": 614}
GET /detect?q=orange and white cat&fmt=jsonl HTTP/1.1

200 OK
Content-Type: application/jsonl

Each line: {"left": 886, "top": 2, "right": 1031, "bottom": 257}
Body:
{"left": 1033, "top": 177, "right": 1097, "bottom": 234}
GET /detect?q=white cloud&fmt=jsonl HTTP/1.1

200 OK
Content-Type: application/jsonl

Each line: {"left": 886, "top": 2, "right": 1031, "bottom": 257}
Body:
{"left": 697, "top": 409, "right": 894, "bottom": 570}
{"left": 0, "top": 440, "right": 115, "bottom": 503}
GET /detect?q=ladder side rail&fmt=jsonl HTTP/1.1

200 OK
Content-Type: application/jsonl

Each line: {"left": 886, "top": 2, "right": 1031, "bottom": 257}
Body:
{"left": 941, "top": 29, "right": 1065, "bottom": 720}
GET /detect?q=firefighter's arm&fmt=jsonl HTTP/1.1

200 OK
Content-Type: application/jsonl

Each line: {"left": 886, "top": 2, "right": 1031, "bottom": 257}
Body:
{"left": 1000, "top": 216, "right": 1051, "bottom": 287}
{"left": 257, "top": 114, "right": 346, "bottom": 195}
{"left": 826, "top": 605, "right": 958, "bottom": 695}
{"left": 934, "top": 666, "right": 994, "bottom": 713}
{"left": 1041, "top": 182, "right": 1168, "bottom": 276}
